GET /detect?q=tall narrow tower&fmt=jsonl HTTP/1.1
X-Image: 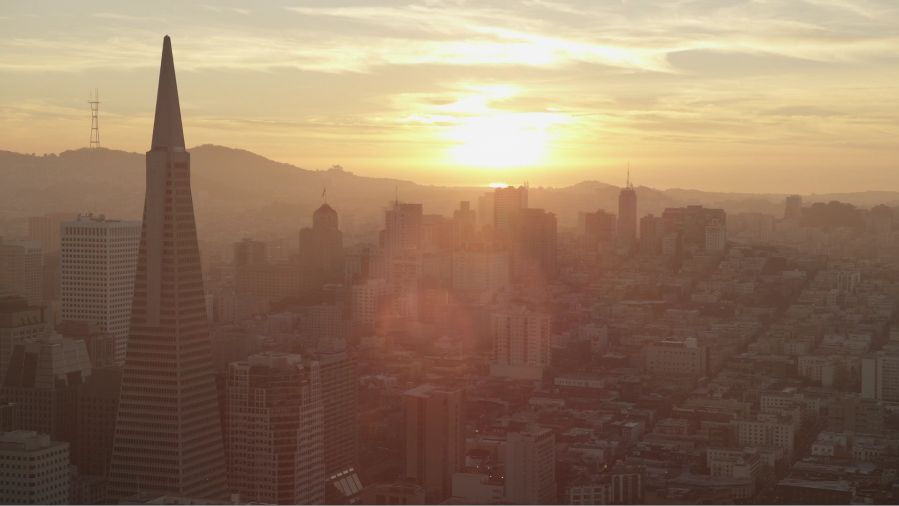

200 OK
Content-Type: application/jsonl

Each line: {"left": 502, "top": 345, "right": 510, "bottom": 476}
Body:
{"left": 108, "top": 36, "right": 227, "bottom": 501}
{"left": 617, "top": 169, "right": 637, "bottom": 249}
{"left": 89, "top": 89, "right": 100, "bottom": 148}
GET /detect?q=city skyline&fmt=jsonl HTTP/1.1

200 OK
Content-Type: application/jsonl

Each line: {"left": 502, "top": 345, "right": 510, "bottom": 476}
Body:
{"left": 3, "top": 1, "right": 899, "bottom": 192}
{"left": 5, "top": 5, "right": 899, "bottom": 506}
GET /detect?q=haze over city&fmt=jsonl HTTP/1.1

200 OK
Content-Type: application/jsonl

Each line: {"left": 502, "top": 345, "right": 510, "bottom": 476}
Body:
{"left": 3, "top": 0, "right": 899, "bottom": 191}
{"left": 5, "top": 2, "right": 899, "bottom": 506}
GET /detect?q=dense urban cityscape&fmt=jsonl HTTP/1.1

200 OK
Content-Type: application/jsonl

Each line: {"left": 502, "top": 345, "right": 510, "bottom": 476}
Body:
{"left": 4, "top": 19, "right": 899, "bottom": 506}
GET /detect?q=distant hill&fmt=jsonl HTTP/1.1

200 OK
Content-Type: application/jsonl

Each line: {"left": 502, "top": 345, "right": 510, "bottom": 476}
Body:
{"left": 3, "top": 145, "right": 899, "bottom": 245}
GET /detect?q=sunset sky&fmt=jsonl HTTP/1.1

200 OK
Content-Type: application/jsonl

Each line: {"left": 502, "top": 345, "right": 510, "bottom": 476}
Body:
{"left": 2, "top": 0, "right": 899, "bottom": 192}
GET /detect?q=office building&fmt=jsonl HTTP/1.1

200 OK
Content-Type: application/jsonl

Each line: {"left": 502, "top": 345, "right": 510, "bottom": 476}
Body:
{"left": 0, "top": 238, "right": 43, "bottom": 306}
{"left": 494, "top": 185, "right": 528, "bottom": 242}
{"left": 404, "top": 384, "right": 464, "bottom": 503}
{"left": 452, "top": 201, "right": 478, "bottom": 248}
{"left": 639, "top": 214, "right": 662, "bottom": 254}
{"left": 645, "top": 337, "right": 709, "bottom": 377}
{"left": 784, "top": 195, "right": 802, "bottom": 221}
{"left": 490, "top": 305, "right": 552, "bottom": 380}
{"left": 383, "top": 202, "right": 423, "bottom": 253}
{"left": 299, "top": 203, "right": 345, "bottom": 291}
{"left": 617, "top": 176, "right": 637, "bottom": 249}
{"left": 108, "top": 36, "right": 227, "bottom": 501}
{"left": 0, "top": 430, "right": 70, "bottom": 504}
{"left": 512, "top": 208, "right": 557, "bottom": 281}
{"left": 318, "top": 346, "right": 358, "bottom": 477}
{"left": 74, "top": 366, "right": 121, "bottom": 479}
{"left": 60, "top": 213, "right": 140, "bottom": 364}
{"left": 861, "top": 350, "right": 899, "bottom": 403}
{"left": 1, "top": 336, "right": 91, "bottom": 445}
{"left": 504, "top": 427, "right": 556, "bottom": 504}
{"left": 226, "top": 353, "right": 324, "bottom": 504}
{"left": 451, "top": 249, "right": 510, "bottom": 293}
{"left": 0, "top": 296, "right": 46, "bottom": 385}
{"left": 581, "top": 209, "right": 617, "bottom": 249}
{"left": 661, "top": 205, "right": 727, "bottom": 254}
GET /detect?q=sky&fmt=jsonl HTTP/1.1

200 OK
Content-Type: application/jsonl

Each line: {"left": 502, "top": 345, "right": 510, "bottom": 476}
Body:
{"left": 2, "top": 0, "right": 899, "bottom": 192}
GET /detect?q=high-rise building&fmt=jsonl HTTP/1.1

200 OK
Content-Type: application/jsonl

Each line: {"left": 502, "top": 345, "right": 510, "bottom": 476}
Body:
{"left": 452, "top": 201, "right": 478, "bottom": 248}
{"left": 861, "top": 350, "right": 899, "bottom": 403}
{"left": 404, "top": 384, "right": 464, "bottom": 503}
{"left": 661, "top": 206, "right": 727, "bottom": 254}
{"left": 511, "top": 208, "right": 557, "bottom": 281}
{"left": 0, "top": 296, "right": 46, "bottom": 384}
{"left": 60, "top": 214, "right": 140, "bottom": 364}
{"left": 784, "top": 195, "right": 803, "bottom": 221}
{"left": 504, "top": 427, "right": 556, "bottom": 505}
{"left": 0, "top": 238, "right": 43, "bottom": 306}
{"left": 617, "top": 176, "right": 637, "bottom": 249}
{"left": 494, "top": 185, "right": 528, "bottom": 242}
{"left": 0, "top": 431, "right": 70, "bottom": 505}
{"left": 234, "top": 237, "right": 267, "bottom": 267}
{"left": 28, "top": 213, "right": 77, "bottom": 257}
{"left": 108, "top": 36, "right": 227, "bottom": 501}
{"left": 28, "top": 212, "right": 77, "bottom": 304}
{"left": 225, "top": 353, "right": 324, "bottom": 504}
{"left": 384, "top": 202, "right": 423, "bottom": 253}
{"left": 477, "top": 192, "right": 495, "bottom": 228}
{"left": 639, "top": 214, "right": 662, "bottom": 255}
{"left": 318, "top": 346, "right": 358, "bottom": 478}
{"left": 490, "top": 305, "right": 551, "bottom": 380}
{"left": 74, "top": 366, "right": 121, "bottom": 479}
{"left": 1, "top": 335, "right": 92, "bottom": 444}
{"left": 451, "top": 249, "right": 510, "bottom": 293}
{"left": 300, "top": 203, "right": 345, "bottom": 292}
{"left": 581, "top": 209, "right": 617, "bottom": 249}
{"left": 234, "top": 238, "right": 302, "bottom": 302}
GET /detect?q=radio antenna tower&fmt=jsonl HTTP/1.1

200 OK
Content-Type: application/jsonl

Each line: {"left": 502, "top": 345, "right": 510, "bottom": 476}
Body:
{"left": 88, "top": 89, "right": 100, "bottom": 148}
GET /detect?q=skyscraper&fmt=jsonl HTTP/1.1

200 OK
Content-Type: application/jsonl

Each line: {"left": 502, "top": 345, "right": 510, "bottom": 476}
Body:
{"left": 317, "top": 346, "right": 358, "bottom": 478}
{"left": 0, "top": 239, "right": 43, "bottom": 306}
{"left": 60, "top": 214, "right": 140, "bottom": 364}
{"left": 108, "top": 36, "right": 227, "bottom": 501}
{"left": 784, "top": 194, "right": 803, "bottom": 221}
{"left": 1, "top": 335, "right": 92, "bottom": 444}
{"left": 299, "top": 203, "right": 345, "bottom": 291}
{"left": 404, "top": 384, "right": 464, "bottom": 503}
{"left": 617, "top": 174, "right": 637, "bottom": 249}
{"left": 0, "top": 296, "right": 46, "bottom": 384}
{"left": 511, "top": 208, "right": 558, "bottom": 281}
{"left": 504, "top": 427, "right": 557, "bottom": 505}
{"left": 225, "top": 353, "right": 324, "bottom": 504}
{"left": 493, "top": 185, "right": 528, "bottom": 242}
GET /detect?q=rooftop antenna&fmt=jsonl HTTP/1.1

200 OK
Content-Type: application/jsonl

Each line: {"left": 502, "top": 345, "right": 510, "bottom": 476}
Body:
{"left": 395, "top": 185, "right": 399, "bottom": 206}
{"left": 88, "top": 88, "right": 100, "bottom": 148}
{"left": 627, "top": 162, "right": 632, "bottom": 188}
{"left": 322, "top": 186, "right": 327, "bottom": 203}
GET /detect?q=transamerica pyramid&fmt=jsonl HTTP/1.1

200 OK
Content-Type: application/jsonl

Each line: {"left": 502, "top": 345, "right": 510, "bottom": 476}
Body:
{"left": 108, "top": 35, "right": 227, "bottom": 501}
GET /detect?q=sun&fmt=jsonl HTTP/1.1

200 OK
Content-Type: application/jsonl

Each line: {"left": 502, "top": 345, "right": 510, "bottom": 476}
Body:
{"left": 448, "top": 113, "right": 559, "bottom": 169}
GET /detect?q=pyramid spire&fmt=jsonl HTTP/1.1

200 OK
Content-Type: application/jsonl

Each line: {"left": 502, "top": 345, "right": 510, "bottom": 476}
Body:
{"left": 151, "top": 35, "right": 185, "bottom": 150}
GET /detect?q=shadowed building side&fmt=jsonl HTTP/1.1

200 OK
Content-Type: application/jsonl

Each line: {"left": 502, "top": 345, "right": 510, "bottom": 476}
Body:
{"left": 108, "top": 35, "right": 227, "bottom": 501}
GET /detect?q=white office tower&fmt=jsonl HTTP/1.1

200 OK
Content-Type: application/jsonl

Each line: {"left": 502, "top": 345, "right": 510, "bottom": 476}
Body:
{"left": 505, "top": 427, "right": 556, "bottom": 505}
{"left": 60, "top": 214, "right": 140, "bottom": 364}
{"left": 490, "top": 305, "right": 551, "bottom": 380}
{"left": 0, "top": 430, "right": 70, "bottom": 504}
{"left": 226, "top": 353, "right": 324, "bottom": 504}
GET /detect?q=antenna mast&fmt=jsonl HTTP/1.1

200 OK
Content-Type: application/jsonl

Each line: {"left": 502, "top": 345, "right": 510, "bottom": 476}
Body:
{"left": 89, "top": 89, "right": 100, "bottom": 148}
